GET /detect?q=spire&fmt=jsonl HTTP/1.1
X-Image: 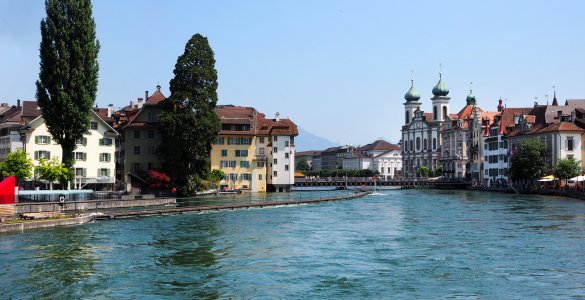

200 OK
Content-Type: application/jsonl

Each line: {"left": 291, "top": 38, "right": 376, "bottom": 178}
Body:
{"left": 552, "top": 85, "right": 558, "bottom": 106}
{"left": 432, "top": 71, "right": 449, "bottom": 97}
{"left": 497, "top": 97, "right": 504, "bottom": 112}
{"left": 466, "top": 82, "right": 476, "bottom": 105}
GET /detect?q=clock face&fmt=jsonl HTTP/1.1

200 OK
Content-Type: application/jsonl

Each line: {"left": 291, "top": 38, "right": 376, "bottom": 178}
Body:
{"left": 415, "top": 123, "right": 421, "bottom": 128}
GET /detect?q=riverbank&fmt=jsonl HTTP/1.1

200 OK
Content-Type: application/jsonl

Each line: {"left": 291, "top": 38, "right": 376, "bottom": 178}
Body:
{"left": 473, "top": 185, "right": 585, "bottom": 201}
{"left": 0, "top": 214, "right": 94, "bottom": 234}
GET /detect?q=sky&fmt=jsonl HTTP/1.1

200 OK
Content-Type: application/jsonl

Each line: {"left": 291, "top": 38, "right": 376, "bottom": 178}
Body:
{"left": 1, "top": 0, "right": 585, "bottom": 146}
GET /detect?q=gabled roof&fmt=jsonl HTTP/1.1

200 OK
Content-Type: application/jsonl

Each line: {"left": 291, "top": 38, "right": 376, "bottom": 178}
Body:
{"left": 21, "top": 101, "right": 42, "bottom": 119}
{"left": 497, "top": 107, "right": 533, "bottom": 134}
{"left": 145, "top": 85, "right": 166, "bottom": 106}
{"left": 23, "top": 108, "right": 119, "bottom": 136}
{"left": 358, "top": 140, "right": 401, "bottom": 151}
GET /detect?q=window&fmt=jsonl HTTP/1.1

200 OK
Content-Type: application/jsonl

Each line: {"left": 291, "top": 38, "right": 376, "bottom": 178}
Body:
{"left": 273, "top": 147, "right": 278, "bottom": 153}
{"left": 99, "top": 138, "right": 113, "bottom": 146}
{"left": 273, "top": 136, "right": 278, "bottom": 141}
{"left": 259, "top": 137, "right": 265, "bottom": 143}
{"left": 34, "top": 151, "right": 51, "bottom": 160}
{"left": 423, "top": 139, "right": 427, "bottom": 150}
{"left": 416, "top": 137, "right": 421, "bottom": 151}
{"left": 259, "top": 174, "right": 263, "bottom": 180}
{"left": 257, "top": 161, "right": 265, "bottom": 168}
{"left": 273, "top": 171, "right": 278, "bottom": 177}
{"left": 214, "top": 137, "right": 224, "bottom": 145}
{"left": 433, "top": 138, "right": 436, "bottom": 150}
{"left": 235, "top": 150, "right": 248, "bottom": 157}
{"left": 148, "top": 112, "right": 156, "bottom": 122}
{"left": 147, "top": 146, "right": 156, "bottom": 155}
{"left": 433, "top": 106, "right": 437, "bottom": 120}
{"left": 227, "top": 137, "right": 252, "bottom": 145}
{"left": 148, "top": 130, "right": 155, "bottom": 139}
{"left": 567, "top": 137, "right": 574, "bottom": 151}
{"left": 134, "top": 130, "right": 140, "bottom": 139}
{"left": 241, "top": 173, "right": 252, "bottom": 181}
{"left": 75, "top": 168, "right": 86, "bottom": 177}
{"left": 132, "top": 162, "right": 141, "bottom": 172}
{"left": 227, "top": 173, "right": 238, "bottom": 181}
{"left": 76, "top": 138, "right": 87, "bottom": 146}
{"left": 221, "top": 149, "right": 228, "bottom": 157}
{"left": 273, "top": 159, "right": 278, "bottom": 165}
{"left": 443, "top": 106, "right": 448, "bottom": 120}
{"left": 220, "top": 161, "right": 236, "bottom": 168}
{"left": 89, "top": 122, "right": 98, "bottom": 130}
{"left": 259, "top": 148, "right": 265, "bottom": 155}
{"left": 285, "top": 141, "right": 289, "bottom": 147}
{"left": 240, "top": 161, "right": 250, "bottom": 168}
{"left": 568, "top": 154, "right": 575, "bottom": 160}
{"left": 100, "top": 153, "right": 111, "bottom": 162}
{"left": 35, "top": 135, "right": 51, "bottom": 145}
{"left": 285, "top": 165, "right": 289, "bottom": 171}
{"left": 405, "top": 111, "right": 410, "bottom": 124}
{"left": 285, "top": 153, "right": 289, "bottom": 159}
{"left": 74, "top": 152, "right": 86, "bottom": 161}
{"left": 98, "top": 168, "right": 110, "bottom": 177}
{"left": 134, "top": 146, "right": 141, "bottom": 155}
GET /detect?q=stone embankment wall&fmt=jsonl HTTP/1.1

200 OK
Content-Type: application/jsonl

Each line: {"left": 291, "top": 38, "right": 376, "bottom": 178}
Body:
{"left": 0, "top": 214, "right": 94, "bottom": 234}
{"left": 15, "top": 198, "right": 177, "bottom": 214}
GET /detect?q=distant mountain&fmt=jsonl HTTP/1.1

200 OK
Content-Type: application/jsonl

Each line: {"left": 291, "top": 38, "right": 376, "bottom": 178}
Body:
{"left": 295, "top": 127, "right": 337, "bottom": 151}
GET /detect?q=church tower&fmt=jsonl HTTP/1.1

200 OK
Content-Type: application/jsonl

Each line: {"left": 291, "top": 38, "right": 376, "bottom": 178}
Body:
{"left": 403, "top": 79, "right": 421, "bottom": 125}
{"left": 431, "top": 73, "right": 450, "bottom": 121}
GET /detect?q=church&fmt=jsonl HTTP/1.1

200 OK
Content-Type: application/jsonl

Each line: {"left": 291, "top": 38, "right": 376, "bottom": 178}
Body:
{"left": 401, "top": 74, "right": 450, "bottom": 178}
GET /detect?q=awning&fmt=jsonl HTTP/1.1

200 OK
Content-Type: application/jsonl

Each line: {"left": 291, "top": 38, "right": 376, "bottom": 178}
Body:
{"left": 569, "top": 175, "right": 585, "bottom": 182}
{"left": 541, "top": 175, "right": 555, "bottom": 180}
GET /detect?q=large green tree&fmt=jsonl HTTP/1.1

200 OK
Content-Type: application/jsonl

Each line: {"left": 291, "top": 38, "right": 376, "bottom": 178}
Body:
{"left": 158, "top": 34, "right": 221, "bottom": 195}
{"left": 553, "top": 158, "right": 582, "bottom": 185}
{"left": 509, "top": 138, "right": 549, "bottom": 181}
{"left": 296, "top": 159, "right": 310, "bottom": 171}
{"left": 36, "top": 0, "right": 100, "bottom": 174}
{"left": 0, "top": 149, "right": 33, "bottom": 182}
{"left": 36, "top": 157, "right": 71, "bottom": 190}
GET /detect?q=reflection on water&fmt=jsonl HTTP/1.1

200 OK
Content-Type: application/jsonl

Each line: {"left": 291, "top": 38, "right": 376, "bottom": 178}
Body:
{"left": 1, "top": 190, "right": 585, "bottom": 298}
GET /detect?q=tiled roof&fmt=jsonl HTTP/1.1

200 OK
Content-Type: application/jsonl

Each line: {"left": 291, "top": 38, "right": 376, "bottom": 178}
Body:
{"left": 22, "top": 101, "right": 42, "bottom": 118}
{"left": 145, "top": 87, "right": 166, "bottom": 106}
{"left": 358, "top": 140, "right": 401, "bottom": 151}
{"left": 497, "top": 107, "right": 532, "bottom": 134}
{"left": 296, "top": 150, "right": 322, "bottom": 156}
{"left": 215, "top": 105, "right": 298, "bottom": 137}
{"left": 423, "top": 112, "right": 433, "bottom": 121}
{"left": 456, "top": 105, "right": 484, "bottom": 120}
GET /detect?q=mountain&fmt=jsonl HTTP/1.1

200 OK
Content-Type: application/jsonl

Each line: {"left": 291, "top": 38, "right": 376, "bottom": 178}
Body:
{"left": 295, "top": 127, "right": 337, "bottom": 151}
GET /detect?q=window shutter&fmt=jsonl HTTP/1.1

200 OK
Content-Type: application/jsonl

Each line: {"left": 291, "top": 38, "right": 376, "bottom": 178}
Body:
{"left": 83, "top": 153, "right": 87, "bottom": 161}
{"left": 107, "top": 169, "right": 111, "bottom": 177}
{"left": 99, "top": 139, "right": 103, "bottom": 146}
{"left": 97, "top": 169, "right": 101, "bottom": 176}
{"left": 83, "top": 138, "right": 87, "bottom": 146}
{"left": 48, "top": 136, "right": 52, "bottom": 144}
{"left": 35, "top": 136, "right": 39, "bottom": 144}
{"left": 47, "top": 151, "right": 51, "bottom": 159}
{"left": 34, "top": 151, "right": 38, "bottom": 160}
{"left": 83, "top": 168, "right": 86, "bottom": 177}
{"left": 107, "top": 153, "right": 111, "bottom": 162}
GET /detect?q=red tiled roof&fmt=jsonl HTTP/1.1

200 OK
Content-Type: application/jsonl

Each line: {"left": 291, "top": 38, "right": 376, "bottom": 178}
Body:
{"left": 358, "top": 140, "right": 401, "bottom": 151}
{"left": 497, "top": 107, "right": 532, "bottom": 134}
{"left": 296, "top": 150, "right": 322, "bottom": 156}
{"left": 145, "top": 87, "right": 166, "bottom": 106}
{"left": 423, "top": 113, "right": 433, "bottom": 121}
{"left": 22, "top": 101, "right": 42, "bottom": 118}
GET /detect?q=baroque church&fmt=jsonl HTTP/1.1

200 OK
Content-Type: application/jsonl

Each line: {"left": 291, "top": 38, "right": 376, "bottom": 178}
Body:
{"left": 401, "top": 74, "right": 450, "bottom": 178}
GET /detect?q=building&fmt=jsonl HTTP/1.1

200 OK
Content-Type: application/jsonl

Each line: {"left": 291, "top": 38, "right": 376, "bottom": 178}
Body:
{"left": 0, "top": 100, "right": 118, "bottom": 190}
{"left": 211, "top": 106, "right": 298, "bottom": 192}
{"left": 401, "top": 75, "right": 449, "bottom": 178}
{"left": 342, "top": 140, "right": 402, "bottom": 179}
{"left": 295, "top": 150, "right": 322, "bottom": 171}
{"left": 122, "top": 85, "right": 166, "bottom": 192}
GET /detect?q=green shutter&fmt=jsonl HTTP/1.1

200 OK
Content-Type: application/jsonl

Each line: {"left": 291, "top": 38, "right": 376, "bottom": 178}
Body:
{"left": 47, "top": 136, "right": 52, "bottom": 144}
{"left": 83, "top": 168, "right": 86, "bottom": 177}
{"left": 83, "top": 138, "right": 87, "bottom": 146}
{"left": 34, "top": 151, "right": 38, "bottom": 160}
{"left": 97, "top": 169, "right": 100, "bottom": 176}
{"left": 35, "top": 136, "right": 39, "bottom": 144}
{"left": 83, "top": 153, "right": 87, "bottom": 161}
{"left": 47, "top": 151, "right": 51, "bottom": 159}
{"left": 99, "top": 138, "right": 103, "bottom": 146}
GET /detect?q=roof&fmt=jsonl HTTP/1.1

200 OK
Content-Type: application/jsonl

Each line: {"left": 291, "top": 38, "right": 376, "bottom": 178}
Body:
{"left": 145, "top": 86, "right": 166, "bottom": 106}
{"left": 497, "top": 107, "right": 533, "bottom": 134}
{"left": 21, "top": 101, "right": 42, "bottom": 119}
{"left": 215, "top": 105, "right": 299, "bottom": 137}
{"left": 358, "top": 140, "right": 401, "bottom": 151}
{"left": 296, "top": 150, "right": 322, "bottom": 156}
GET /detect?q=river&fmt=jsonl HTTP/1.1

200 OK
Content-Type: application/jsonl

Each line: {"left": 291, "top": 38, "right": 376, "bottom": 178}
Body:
{"left": 1, "top": 189, "right": 585, "bottom": 299}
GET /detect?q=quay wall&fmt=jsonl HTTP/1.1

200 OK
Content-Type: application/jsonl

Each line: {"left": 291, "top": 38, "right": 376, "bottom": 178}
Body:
{"left": 0, "top": 214, "right": 94, "bottom": 234}
{"left": 14, "top": 198, "right": 177, "bottom": 214}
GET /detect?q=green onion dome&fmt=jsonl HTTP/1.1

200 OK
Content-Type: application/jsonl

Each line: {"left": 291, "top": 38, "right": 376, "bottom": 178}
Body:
{"left": 432, "top": 73, "right": 449, "bottom": 97}
{"left": 404, "top": 80, "right": 420, "bottom": 102}
{"left": 466, "top": 90, "right": 476, "bottom": 105}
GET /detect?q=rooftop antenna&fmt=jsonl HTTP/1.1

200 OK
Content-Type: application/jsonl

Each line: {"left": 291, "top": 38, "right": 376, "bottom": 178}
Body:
{"left": 411, "top": 70, "right": 414, "bottom": 86}
{"left": 439, "top": 63, "right": 442, "bottom": 78}
{"left": 505, "top": 98, "right": 508, "bottom": 108}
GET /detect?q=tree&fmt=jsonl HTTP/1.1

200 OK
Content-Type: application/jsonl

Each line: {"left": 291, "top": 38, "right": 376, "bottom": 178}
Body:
{"left": 207, "top": 169, "right": 226, "bottom": 189}
{"left": 296, "top": 159, "right": 310, "bottom": 171}
{"left": 36, "top": 0, "right": 100, "bottom": 177}
{"left": 553, "top": 158, "right": 582, "bottom": 186}
{"left": 509, "top": 138, "right": 549, "bottom": 181}
{"left": 0, "top": 149, "right": 33, "bottom": 182}
{"left": 36, "top": 157, "right": 71, "bottom": 190}
{"left": 147, "top": 169, "right": 171, "bottom": 190}
{"left": 417, "top": 166, "right": 430, "bottom": 178}
{"left": 158, "top": 34, "right": 221, "bottom": 195}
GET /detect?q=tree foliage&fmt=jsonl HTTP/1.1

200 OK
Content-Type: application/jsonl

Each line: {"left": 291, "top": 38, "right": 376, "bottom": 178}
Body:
{"left": 417, "top": 166, "right": 430, "bottom": 178}
{"left": 146, "top": 169, "right": 171, "bottom": 190}
{"left": 36, "top": 0, "right": 100, "bottom": 173}
{"left": 158, "top": 34, "right": 221, "bottom": 195}
{"left": 509, "top": 138, "right": 549, "bottom": 181}
{"left": 553, "top": 158, "right": 582, "bottom": 184}
{"left": 296, "top": 159, "right": 310, "bottom": 171}
{"left": 207, "top": 169, "right": 226, "bottom": 189}
{"left": 0, "top": 149, "right": 33, "bottom": 181}
{"left": 36, "top": 157, "right": 71, "bottom": 189}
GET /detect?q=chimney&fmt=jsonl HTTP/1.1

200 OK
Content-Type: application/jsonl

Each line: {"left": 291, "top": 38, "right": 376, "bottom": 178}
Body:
{"left": 137, "top": 97, "right": 144, "bottom": 109}
{"left": 130, "top": 100, "right": 134, "bottom": 110}
{"left": 17, "top": 99, "right": 21, "bottom": 108}
{"left": 107, "top": 104, "right": 113, "bottom": 118}
{"left": 513, "top": 114, "right": 520, "bottom": 125}
{"left": 571, "top": 110, "right": 576, "bottom": 122}
{"left": 145, "top": 91, "right": 149, "bottom": 102}
{"left": 275, "top": 112, "right": 280, "bottom": 122}
{"left": 534, "top": 101, "right": 538, "bottom": 107}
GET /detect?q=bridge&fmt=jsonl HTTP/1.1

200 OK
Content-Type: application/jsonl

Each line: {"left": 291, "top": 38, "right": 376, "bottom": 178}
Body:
{"left": 294, "top": 178, "right": 469, "bottom": 189}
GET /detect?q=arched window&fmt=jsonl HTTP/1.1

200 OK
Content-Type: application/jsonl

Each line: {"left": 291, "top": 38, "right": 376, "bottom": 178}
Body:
{"left": 433, "top": 106, "right": 437, "bottom": 120}
{"left": 405, "top": 111, "right": 410, "bottom": 124}
{"left": 442, "top": 106, "right": 448, "bottom": 120}
{"left": 433, "top": 138, "right": 437, "bottom": 150}
{"left": 416, "top": 137, "right": 421, "bottom": 151}
{"left": 409, "top": 140, "right": 413, "bottom": 151}
{"left": 423, "top": 138, "right": 427, "bottom": 150}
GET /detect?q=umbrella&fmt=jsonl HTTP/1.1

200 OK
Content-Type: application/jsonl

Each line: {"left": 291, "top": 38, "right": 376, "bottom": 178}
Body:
{"left": 569, "top": 175, "right": 585, "bottom": 182}
{"left": 538, "top": 175, "right": 556, "bottom": 182}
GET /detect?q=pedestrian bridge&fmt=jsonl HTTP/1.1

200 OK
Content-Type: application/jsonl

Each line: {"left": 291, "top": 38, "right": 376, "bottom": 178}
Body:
{"left": 294, "top": 178, "right": 469, "bottom": 189}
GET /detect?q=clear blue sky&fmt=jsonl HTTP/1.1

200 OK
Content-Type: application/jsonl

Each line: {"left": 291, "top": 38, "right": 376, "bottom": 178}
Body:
{"left": 1, "top": 0, "right": 584, "bottom": 146}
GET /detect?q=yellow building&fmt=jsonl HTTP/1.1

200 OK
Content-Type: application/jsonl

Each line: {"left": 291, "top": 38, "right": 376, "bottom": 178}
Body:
{"left": 211, "top": 105, "right": 267, "bottom": 192}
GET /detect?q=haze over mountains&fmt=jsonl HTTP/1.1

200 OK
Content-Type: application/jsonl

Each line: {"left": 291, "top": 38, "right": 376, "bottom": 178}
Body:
{"left": 295, "top": 127, "right": 336, "bottom": 151}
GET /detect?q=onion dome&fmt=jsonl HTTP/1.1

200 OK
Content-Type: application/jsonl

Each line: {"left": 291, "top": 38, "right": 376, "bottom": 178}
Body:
{"left": 466, "top": 89, "right": 476, "bottom": 105}
{"left": 404, "top": 80, "right": 420, "bottom": 102}
{"left": 432, "top": 73, "right": 449, "bottom": 97}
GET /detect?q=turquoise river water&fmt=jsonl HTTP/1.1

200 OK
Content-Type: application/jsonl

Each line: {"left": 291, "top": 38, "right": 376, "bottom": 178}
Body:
{"left": 1, "top": 189, "right": 585, "bottom": 299}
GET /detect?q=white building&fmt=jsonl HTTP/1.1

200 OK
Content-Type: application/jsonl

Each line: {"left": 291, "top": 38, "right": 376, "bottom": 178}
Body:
{"left": 343, "top": 140, "right": 402, "bottom": 179}
{"left": 263, "top": 113, "right": 298, "bottom": 192}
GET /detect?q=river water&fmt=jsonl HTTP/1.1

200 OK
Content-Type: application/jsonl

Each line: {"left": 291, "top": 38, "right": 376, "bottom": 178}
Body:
{"left": 2, "top": 189, "right": 585, "bottom": 299}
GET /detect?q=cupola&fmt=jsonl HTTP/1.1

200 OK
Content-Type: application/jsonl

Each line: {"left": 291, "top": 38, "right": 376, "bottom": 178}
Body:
{"left": 466, "top": 89, "right": 476, "bottom": 105}
{"left": 432, "top": 73, "right": 449, "bottom": 97}
{"left": 404, "top": 79, "right": 420, "bottom": 102}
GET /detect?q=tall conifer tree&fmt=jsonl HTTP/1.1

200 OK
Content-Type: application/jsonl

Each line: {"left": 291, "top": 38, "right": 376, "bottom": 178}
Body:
{"left": 158, "top": 34, "right": 221, "bottom": 195}
{"left": 36, "top": 0, "right": 100, "bottom": 174}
